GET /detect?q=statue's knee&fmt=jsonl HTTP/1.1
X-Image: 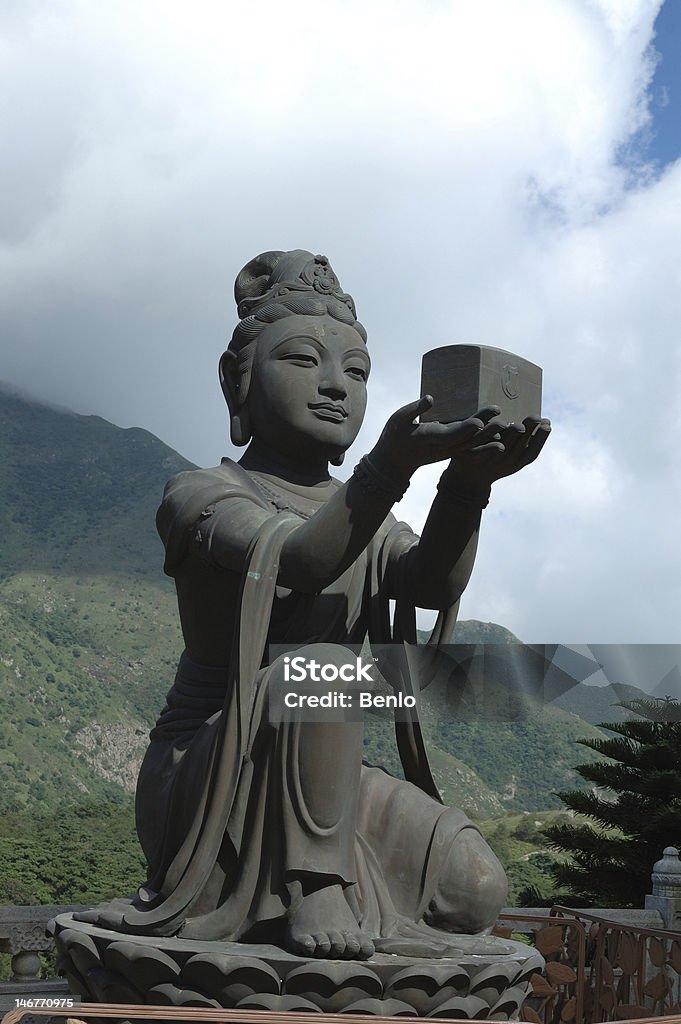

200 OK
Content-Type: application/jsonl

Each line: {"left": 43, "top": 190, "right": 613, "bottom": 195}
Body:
{"left": 424, "top": 828, "right": 507, "bottom": 934}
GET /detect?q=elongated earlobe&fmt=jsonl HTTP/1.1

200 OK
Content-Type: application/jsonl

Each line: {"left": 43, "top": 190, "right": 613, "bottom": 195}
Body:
{"left": 219, "top": 349, "right": 251, "bottom": 447}
{"left": 330, "top": 452, "right": 345, "bottom": 467}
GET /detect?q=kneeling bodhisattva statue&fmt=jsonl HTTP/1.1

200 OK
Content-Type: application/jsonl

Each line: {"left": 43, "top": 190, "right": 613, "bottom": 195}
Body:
{"left": 79, "top": 249, "right": 550, "bottom": 963}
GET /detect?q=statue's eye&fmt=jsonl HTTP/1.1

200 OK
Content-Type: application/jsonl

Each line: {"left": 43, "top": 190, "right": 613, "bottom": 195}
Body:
{"left": 280, "top": 352, "right": 318, "bottom": 366}
{"left": 346, "top": 366, "right": 367, "bottom": 381}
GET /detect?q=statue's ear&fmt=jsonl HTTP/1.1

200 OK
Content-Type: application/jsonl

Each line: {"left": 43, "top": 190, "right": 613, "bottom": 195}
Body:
{"left": 330, "top": 452, "right": 345, "bottom": 467}
{"left": 219, "top": 349, "right": 251, "bottom": 447}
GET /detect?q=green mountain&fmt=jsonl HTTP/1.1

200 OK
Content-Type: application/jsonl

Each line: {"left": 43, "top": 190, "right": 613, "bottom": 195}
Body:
{"left": 0, "top": 386, "right": 193, "bottom": 814}
{"left": 552, "top": 681, "right": 650, "bottom": 725}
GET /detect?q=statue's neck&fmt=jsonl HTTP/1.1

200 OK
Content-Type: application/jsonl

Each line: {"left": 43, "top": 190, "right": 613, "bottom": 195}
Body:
{"left": 238, "top": 440, "right": 331, "bottom": 486}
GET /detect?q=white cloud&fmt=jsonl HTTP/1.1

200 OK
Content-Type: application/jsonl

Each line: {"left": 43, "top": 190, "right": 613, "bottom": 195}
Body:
{"left": 1, "top": 0, "right": 678, "bottom": 643}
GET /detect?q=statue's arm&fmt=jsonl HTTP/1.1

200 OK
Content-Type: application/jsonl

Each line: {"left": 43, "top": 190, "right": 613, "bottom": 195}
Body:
{"left": 388, "top": 415, "right": 552, "bottom": 610}
{"left": 189, "top": 400, "right": 505, "bottom": 594}
{"left": 192, "top": 482, "right": 403, "bottom": 594}
{"left": 186, "top": 403, "right": 549, "bottom": 597}
{"left": 399, "top": 475, "right": 484, "bottom": 610}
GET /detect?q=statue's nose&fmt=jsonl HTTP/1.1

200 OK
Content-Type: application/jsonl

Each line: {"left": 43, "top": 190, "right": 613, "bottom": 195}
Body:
{"left": 319, "top": 362, "right": 347, "bottom": 397}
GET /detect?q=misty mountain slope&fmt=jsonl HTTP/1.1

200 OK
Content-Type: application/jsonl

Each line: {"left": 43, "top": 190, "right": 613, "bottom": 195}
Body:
{"left": 0, "top": 388, "right": 193, "bottom": 812}
{"left": 0, "top": 386, "right": 193, "bottom": 577}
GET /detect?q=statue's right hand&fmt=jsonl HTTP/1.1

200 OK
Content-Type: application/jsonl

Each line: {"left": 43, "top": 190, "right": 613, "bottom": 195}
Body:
{"left": 372, "top": 396, "right": 504, "bottom": 478}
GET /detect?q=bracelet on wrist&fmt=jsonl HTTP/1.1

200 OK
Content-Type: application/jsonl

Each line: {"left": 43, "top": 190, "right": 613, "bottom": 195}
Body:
{"left": 437, "top": 470, "right": 491, "bottom": 509}
{"left": 353, "top": 454, "right": 410, "bottom": 503}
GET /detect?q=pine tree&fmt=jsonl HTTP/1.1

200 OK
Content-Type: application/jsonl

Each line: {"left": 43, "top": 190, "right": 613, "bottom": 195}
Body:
{"left": 544, "top": 697, "right": 681, "bottom": 908}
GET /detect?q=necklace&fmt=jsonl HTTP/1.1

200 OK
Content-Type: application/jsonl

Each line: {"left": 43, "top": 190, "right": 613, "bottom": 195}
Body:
{"left": 250, "top": 474, "right": 318, "bottom": 520}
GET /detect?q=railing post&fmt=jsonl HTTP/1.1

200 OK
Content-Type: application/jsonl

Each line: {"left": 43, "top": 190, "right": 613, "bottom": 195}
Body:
{"left": 0, "top": 905, "right": 86, "bottom": 1016}
{"left": 645, "top": 846, "right": 681, "bottom": 1007}
{"left": 9, "top": 951, "right": 42, "bottom": 985}
{"left": 645, "top": 846, "right": 681, "bottom": 930}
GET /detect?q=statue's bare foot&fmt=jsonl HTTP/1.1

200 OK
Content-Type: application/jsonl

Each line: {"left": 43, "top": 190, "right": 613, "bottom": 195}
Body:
{"left": 286, "top": 883, "right": 375, "bottom": 959}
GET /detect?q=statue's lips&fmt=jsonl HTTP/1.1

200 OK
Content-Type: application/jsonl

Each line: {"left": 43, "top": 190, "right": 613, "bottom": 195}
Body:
{"left": 309, "top": 404, "right": 348, "bottom": 422}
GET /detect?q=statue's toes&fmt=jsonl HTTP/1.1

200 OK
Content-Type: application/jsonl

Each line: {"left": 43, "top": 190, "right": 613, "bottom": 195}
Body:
{"left": 358, "top": 933, "right": 376, "bottom": 959}
{"left": 292, "top": 931, "right": 317, "bottom": 956}
{"left": 341, "top": 930, "right": 361, "bottom": 957}
{"left": 327, "top": 929, "right": 346, "bottom": 958}
{"left": 311, "top": 932, "right": 332, "bottom": 957}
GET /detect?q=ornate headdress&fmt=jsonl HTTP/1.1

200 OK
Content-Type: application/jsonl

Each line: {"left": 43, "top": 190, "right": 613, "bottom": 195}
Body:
{"left": 230, "top": 249, "right": 366, "bottom": 349}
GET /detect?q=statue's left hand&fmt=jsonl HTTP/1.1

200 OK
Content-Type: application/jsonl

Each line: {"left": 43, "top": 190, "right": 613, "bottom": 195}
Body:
{"left": 451, "top": 415, "right": 551, "bottom": 489}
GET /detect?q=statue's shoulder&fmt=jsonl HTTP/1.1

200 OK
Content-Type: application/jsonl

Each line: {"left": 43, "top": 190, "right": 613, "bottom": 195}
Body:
{"left": 157, "top": 459, "right": 265, "bottom": 573}
{"left": 162, "top": 459, "right": 266, "bottom": 504}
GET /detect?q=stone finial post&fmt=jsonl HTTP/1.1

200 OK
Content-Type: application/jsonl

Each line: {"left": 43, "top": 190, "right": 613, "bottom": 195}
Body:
{"left": 645, "top": 846, "right": 681, "bottom": 930}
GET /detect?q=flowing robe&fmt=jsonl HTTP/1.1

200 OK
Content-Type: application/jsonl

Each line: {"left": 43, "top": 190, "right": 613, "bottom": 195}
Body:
{"left": 121, "top": 459, "right": 474, "bottom": 944}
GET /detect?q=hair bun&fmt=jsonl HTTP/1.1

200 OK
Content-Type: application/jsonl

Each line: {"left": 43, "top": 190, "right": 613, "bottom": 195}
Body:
{"left": 234, "top": 251, "right": 285, "bottom": 309}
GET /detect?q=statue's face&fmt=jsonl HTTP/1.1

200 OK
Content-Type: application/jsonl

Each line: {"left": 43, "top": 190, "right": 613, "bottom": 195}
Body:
{"left": 246, "top": 314, "right": 370, "bottom": 462}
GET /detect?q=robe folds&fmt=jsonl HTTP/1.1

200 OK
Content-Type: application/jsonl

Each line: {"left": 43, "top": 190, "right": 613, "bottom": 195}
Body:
{"left": 118, "top": 459, "right": 474, "bottom": 943}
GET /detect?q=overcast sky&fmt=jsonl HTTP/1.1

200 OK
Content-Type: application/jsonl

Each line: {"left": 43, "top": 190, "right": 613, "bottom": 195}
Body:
{"left": 1, "top": 0, "right": 680, "bottom": 647}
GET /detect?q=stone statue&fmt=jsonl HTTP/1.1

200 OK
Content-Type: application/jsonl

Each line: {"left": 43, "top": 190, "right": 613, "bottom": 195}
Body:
{"left": 77, "top": 249, "right": 551, "bottom": 962}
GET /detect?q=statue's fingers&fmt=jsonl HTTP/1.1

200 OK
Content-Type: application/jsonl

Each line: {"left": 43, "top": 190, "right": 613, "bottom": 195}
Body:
{"left": 466, "top": 440, "right": 506, "bottom": 455}
{"left": 473, "top": 419, "right": 507, "bottom": 443}
{"left": 522, "top": 415, "right": 551, "bottom": 434}
{"left": 519, "top": 421, "right": 551, "bottom": 464}
{"left": 436, "top": 415, "right": 492, "bottom": 442}
{"left": 473, "top": 404, "right": 502, "bottom": 424}
{"left": 392, "top": 394, "right": 434, "bottom": 426}
{"left": 500, "top": 423, "right": 528, "bottom": 461}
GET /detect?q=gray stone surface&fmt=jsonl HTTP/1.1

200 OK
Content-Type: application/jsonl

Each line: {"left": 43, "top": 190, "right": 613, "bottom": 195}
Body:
{"left": 420, "top": 344, "right": 542, "bottom": 425}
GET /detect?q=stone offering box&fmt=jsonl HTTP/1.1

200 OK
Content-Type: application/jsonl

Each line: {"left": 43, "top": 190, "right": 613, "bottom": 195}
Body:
{"left": 420, "top": 346, "right": 542, "bottom": 426}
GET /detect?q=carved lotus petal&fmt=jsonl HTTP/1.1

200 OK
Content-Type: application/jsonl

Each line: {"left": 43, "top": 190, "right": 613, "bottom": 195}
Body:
{"left": 56, "top": 957, "right": 90, "bottom": 1003}
{"left": 514, "top": 953, "right": 546, "bottom": 988}
{"left": 470, "top": 961, "right": 519, "bottom": 1005}
{"left": 86, "top": 966, "right": 135, "bottom": 1004}
{"left": 236, "top": 993, "right": 322, "bottom": 1011}
{"left": 56, "top": 928, "right": 100, "bottom": 977}
{"left": 284, "top": 961, "right": 382, "bottom": 1012}
{"left": 387, "top": 963, "right": 470, "bottom": 994}
{"left": 105, "top": 940, "right": 180, "bottom": 990}
{"left": 384, "top": 962, "right": 471, "bottom": 1015}
{"left": 147, "top": 982, "right": 220, "bottom": 1007}
{"left": 341, "top": 997, "right": 417, "bottom": 1016}
{"left": 427, "top": 994, "right": 490, "bottom": 1018}
{"left": 182, "top": 952, "right": 280, "bottom": 1005}
{"left": 489, "top": 984, "right": 528, "bottom": 1019}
